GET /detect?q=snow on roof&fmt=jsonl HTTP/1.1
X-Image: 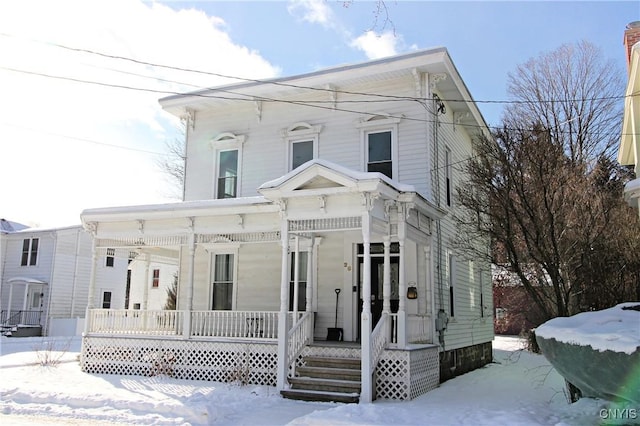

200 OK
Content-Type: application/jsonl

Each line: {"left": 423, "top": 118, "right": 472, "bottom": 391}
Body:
{"left": 81, "top": 196, "right": 272, "bottom": 218}
{"left": 535, "top": 303, "right": 640, "bottom": 355}
{"left": 258, "top": 159, "right": 416, "bottom": 193}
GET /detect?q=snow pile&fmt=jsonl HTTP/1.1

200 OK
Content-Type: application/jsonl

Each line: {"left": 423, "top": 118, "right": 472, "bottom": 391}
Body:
{"left": 536, "top": 302, "right": 640, "bottom": 354}
{"left": 0, "top": 335, "right": 631, "bottom": 425}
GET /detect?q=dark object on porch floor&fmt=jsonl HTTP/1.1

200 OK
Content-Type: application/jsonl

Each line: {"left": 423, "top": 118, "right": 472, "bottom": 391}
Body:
{"left": 327, "top": 288, "right": 343, "bottom": 341}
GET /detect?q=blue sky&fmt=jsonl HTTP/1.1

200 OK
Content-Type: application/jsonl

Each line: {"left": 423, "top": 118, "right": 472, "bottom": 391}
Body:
{"left": 0, "top": 0, "right": 638, "bottom": 228}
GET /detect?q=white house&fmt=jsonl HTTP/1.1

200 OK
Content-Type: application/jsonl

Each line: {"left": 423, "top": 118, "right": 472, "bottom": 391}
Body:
{"left": 0, "top": 223, "right": 129, "bottom": 336}
{"left": 127, "top": 251, "right": 179, "bottom": 311}
{"left": 79, "top": 48, "right": 494, "bottom": 403}
{"left": 619, "top": 21, "right": 640, "bottom": 209}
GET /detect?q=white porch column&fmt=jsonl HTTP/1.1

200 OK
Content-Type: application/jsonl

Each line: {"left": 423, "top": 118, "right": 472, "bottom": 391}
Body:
{"left": 305, "top": 244, "right": 313, "bottom": 314}
{"left": 276, "top": 219, "right": 290, "bottom": 390}
{"left": 84, "top": 237, "right": 99, "bottom": 334}
{"left": 6, "top": 282, "right": 14, "bottom": 319}
{"left": 382, "top": 236, "right": 391, "bottom": 314}
{"left": 361, "top": 213, "right": 373, "bottom": 403}
{"left": 142, "top": 255, "right": 151, "bottom": 310}
{"left": 293, "top": 236, "right": 300, "bottom": 320}
{"left": 183, "top": 232, "right": 196, "bottom": 338}
{"left": 397, "top": 206, "right": 407, "bottom": 348}
{"left": 22, "top": 282, "right": 30, "bottom": 313}
{"left": 305, "top": 242, "right": 314, "bottom": 340}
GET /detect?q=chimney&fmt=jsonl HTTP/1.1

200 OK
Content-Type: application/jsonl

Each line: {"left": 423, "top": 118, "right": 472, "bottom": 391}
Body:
{"left": 624, "top": 21, "right": 640, "bottom": 73}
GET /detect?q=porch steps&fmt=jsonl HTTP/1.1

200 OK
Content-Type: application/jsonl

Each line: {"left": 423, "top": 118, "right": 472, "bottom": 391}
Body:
{"left": 281, "top": 355, "right": 361, "bottom": 404}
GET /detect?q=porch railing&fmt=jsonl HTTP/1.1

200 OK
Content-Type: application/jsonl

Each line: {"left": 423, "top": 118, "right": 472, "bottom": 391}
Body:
{"left": 407, "top": 314, "right": 431, "bottom": 343}
{"left": 88, "top": 309, "right": 184, "bottom": 336}
{"left": 86, "top": 309, "right": 282, "bottom": 340}
{"left": 191, "top": 310, "right": 279, "bottom": 339}
{"left": 1, "top": 310, "right": 42, "bottom": 326}
{"left": 287, "top": 311, "right": 314, "bottom": 367}
{"left": 370, "top": 313, "right": 390, "bottom": 371}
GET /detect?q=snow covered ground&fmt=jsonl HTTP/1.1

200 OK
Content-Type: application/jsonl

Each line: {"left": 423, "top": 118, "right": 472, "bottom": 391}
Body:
{"left": 0, "top": 335, "right": 634, "bottom": 425}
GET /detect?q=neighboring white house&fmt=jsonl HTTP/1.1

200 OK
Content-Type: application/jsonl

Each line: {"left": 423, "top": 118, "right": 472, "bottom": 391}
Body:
{"left": 127, "top": 251, "right": 179, "bottom": 311}
{"left": 80, "top": 48, "right": 494, "bottom": 403}
{"left": 619, "top": 21, "right": 640, "bottom": 208}
{"left": 0, "top": 223, "right": 129, "bottom": 336}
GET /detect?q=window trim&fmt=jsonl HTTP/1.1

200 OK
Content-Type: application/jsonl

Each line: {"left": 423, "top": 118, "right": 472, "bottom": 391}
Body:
{"left": 283, "top": 122, "right": 321, "bottom": 171}
{"left": 357, "top": 114, "right": 400, "bottom": 179}
{"left": 210, "top": 132, "right": 245, "bottom": 199}
{"left": 208, "top": 246, "right": 239, "bottom": 311}
{"left": 20, "top": 237, "right": 39, "bottom": 266}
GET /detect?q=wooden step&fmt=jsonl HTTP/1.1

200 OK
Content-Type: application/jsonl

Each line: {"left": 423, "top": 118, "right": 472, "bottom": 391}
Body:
{"left": 289, "top": 376, "right": 361, "bottom": 393}
{"left": 280, "top": 388, "right": 359, "bottom": 403}
{"left": 303, "top": 356, "right": 360, "bottom": 369}
{"left": 296, "top": 365, "right": 361, "bottom": 381}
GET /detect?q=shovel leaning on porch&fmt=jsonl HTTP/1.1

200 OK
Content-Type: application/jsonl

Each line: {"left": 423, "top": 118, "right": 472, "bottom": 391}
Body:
{"left": 326, "top": 288, "right": 343, "bottom": 341}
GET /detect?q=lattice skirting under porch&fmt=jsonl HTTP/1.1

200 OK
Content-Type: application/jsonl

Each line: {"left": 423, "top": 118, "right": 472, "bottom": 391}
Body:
{"left": 81, "top": 336, "right": 278, "bottom": 386}
{"left": 375, "top": 345, "right": 440, "bottom": 400}
{"left": 81, "top": 337, "right": 439, "bottom": 400}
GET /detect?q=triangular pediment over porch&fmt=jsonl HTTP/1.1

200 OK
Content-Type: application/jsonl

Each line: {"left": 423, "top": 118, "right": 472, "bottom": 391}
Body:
{"left": 258, "top": 159, "right": 410, "bottom": 200}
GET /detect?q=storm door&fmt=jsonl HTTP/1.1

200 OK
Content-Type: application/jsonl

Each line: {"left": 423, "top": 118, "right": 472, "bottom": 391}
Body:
{"left": 356, "top": 243, "right": 399, "bottom": 340}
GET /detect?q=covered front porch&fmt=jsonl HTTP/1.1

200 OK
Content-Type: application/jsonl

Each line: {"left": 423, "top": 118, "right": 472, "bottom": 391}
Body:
{"left": 80, "top": 160, "right": 444, "bottom": 402}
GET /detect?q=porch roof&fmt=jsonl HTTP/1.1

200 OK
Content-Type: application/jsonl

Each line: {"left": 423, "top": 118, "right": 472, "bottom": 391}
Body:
{"left": 81, "top": 196, "right": 277, "bottom": 223}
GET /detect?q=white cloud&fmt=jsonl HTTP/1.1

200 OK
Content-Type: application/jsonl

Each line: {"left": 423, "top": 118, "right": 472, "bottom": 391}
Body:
{"left": 287, "top": 0, "right": 334, "bottom": 26}
{"left": 350, "top": 31, "right": 399, "bottom": 60}
{"left": 0, "top": 0, "right": 279, "bottom": 228}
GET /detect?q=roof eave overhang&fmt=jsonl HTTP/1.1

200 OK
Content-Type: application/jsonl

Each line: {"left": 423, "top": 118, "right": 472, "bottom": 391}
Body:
{"left": 81, "top": 198, "right": 279, "bottom": 225}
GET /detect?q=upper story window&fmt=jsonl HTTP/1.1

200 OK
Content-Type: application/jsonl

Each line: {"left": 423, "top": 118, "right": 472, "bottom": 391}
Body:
{"left": 21, "top": 238, "right": 39, "bottom": 266}
{"left": 283, "top": 122, "right": 321, "bottom": 171}
{"left": 357, "top": 114, "right": 401, "bottom": 180}
{"left": 217, "top": 149, "right": 238, "bottom": 199}
{"left": 210, "top": 132, "right": 245, "bottom": 199}
{"left": 367, "top": 131, "right": 392, "bottom": 178}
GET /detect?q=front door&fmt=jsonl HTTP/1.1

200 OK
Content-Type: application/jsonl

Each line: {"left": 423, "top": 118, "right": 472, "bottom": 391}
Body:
{"left": 357, "top": 244, "right": 399, "bottom": 340}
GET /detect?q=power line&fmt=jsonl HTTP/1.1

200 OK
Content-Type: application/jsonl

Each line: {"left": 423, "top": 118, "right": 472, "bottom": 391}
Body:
{"left": 3, "top": 65, "right": 630, "bottom": 138}
{"left": 0, "top": 121, "right": 169, "bottom": 156}
{"left": 0, "top": 32, "right": 633, "bottom": 106}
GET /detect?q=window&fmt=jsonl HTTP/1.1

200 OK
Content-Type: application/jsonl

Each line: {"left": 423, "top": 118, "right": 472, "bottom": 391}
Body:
{"left": 357, "top": 114, "right": 400, "bottom": 179}
{"left": 105, "top": 248, "right": 115, "bottom": 267}
{"left": 102, "top": 291, "right": 112, "bottom": 309}
{"left": 133, "top": 303, "right": 141, "bottom": 310}
{"left": 479, "top": 271, "right": 484, "bottom": 318}
{"left": 20, "top": 238, "right": 39, "bottom": 266}
{"left": 212, "top": 253, "right": 234, "bottom": 310}
{"left": 284, "top": 122, "right": 321, "bottom": 171}
{"left": 289, "top": 251, "right": 308, "bottom": 311}
{"left": 217, "top": 149, "right": 238, "bottom": 199}
{"left": 210, "top": 132, "right": 245, "bottom": 199}
{"left": 367, "top": 130, "right": 393, "bottom": 178}
{"left": 448, "top": 253, "right": 456, "bottom": 317}
{"left": 445, "top": 147, "right": 452, "bottom": 207}
{"left": 152, "top": 269, "right": 160, "bottom": 288}
{"left": 291, "top": 140, "right": 314, "bottom": 170}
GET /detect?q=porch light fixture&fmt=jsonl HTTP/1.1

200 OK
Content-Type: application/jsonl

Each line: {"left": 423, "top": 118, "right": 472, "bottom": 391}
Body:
{"left": 407, "top": 283, "right": 417, "bottom": 300}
